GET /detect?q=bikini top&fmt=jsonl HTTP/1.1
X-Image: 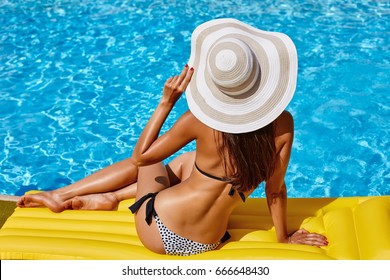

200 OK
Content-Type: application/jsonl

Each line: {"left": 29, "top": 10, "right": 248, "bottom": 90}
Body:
{"left": 195, "top": 163, "right": 246, "bottom": 202}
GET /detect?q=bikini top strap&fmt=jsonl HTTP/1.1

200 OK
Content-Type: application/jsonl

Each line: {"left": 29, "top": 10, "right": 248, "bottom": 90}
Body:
{"left": 194, "top": 162, "right": 231, "bottom": 182}
{"left": 195, "top": 163, "right": 246, "bottom": 202}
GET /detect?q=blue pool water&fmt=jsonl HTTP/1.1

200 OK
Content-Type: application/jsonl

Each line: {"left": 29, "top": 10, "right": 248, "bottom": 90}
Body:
{"left": 0, "top": 0, "right": 389, "bottom": 197}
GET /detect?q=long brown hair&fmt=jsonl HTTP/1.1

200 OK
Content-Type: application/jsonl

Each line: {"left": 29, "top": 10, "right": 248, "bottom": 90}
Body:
{"left": 217, "top": 122, "right": 277, "bottom": 192}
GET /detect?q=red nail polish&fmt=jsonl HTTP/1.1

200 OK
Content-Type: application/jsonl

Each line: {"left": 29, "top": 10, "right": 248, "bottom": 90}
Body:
{"left": 185, "top": 64, "right": 188, "bottom": 68}
{"left": 190, "top": 67, "right": 194, "bottom": 71}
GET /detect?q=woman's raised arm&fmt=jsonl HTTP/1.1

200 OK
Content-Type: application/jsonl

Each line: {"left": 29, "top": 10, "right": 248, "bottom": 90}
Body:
{"left": 132, "top": 65, "right": 194, "bottom": 166}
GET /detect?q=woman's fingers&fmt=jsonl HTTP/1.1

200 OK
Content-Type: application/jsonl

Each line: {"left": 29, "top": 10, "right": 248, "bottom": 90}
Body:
{"left": 178, "top": 66, "right": 194, "bottom": 92}
{"left": 305, "top": 233, "right": 328, "bottom": 246}
{"left": 289, "top": 229, "right": 328, "bottom": 246}
{"left": 166, "top": 65, "right": 187, "bottom": 88}
{"left": 166, "top": 65, "right": 191, "bottom": 83}
{"left": 174, "top": 64, "right": 189, "bottom": 86}
{"left": 166, "top": 66, "right": 194, "bottom": 93}
{"left": 173, "top": 65, "right": 193, "bottom": 88}
{"left": 162, "top": 65, "right": 194, "bottom": 104}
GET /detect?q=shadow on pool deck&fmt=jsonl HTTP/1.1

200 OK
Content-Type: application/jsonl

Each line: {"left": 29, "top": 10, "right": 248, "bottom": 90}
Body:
{"left": 0, "top": 196, "right": 18, "bottom": 229}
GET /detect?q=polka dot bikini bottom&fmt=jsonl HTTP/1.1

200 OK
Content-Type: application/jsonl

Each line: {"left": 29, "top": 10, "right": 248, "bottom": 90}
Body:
{"left": 129, "top": 192, "right": 231, "bottom": 256}
{"left": 153, "top": 214, "right": 220, "bottom": 256}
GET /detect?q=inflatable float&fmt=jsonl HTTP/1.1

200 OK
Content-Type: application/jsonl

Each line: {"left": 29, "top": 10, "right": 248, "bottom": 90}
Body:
{"left": 0, "top": 193, "right": 389, "bottom": 260}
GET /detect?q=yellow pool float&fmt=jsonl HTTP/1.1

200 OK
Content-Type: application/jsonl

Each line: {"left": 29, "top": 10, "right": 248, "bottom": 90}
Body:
{"left": 0, "top": 194, "right": 389, "bottom": 260}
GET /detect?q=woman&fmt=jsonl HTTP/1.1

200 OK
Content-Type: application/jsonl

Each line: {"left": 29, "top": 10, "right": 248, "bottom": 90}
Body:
{"left": 17, "top": 19, "right": 328, "bottom": 255}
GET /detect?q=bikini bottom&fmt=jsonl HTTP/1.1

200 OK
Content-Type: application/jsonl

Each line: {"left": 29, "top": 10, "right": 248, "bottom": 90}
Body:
{"left": 129, "top": 192, "right": 230, "bottom": 256}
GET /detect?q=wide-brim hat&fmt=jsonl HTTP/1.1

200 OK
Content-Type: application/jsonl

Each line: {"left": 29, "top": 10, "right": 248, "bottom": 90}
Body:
{"left": 186, "top": 18, "right": 298, "bottom": 133}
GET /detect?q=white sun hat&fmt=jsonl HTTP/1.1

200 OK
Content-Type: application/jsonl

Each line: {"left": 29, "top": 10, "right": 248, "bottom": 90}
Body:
{"left": 186, "top": 18, "right": 298, "bottom": 133}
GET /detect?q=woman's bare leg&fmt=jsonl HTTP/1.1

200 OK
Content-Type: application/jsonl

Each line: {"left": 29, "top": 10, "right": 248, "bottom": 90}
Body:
{"left": 17, "top": 157, "right": 138, "bottom": 212}
{"left": 64, "top": 182, "right": 137, "bottom": 211}
{"left": 62, "top": 152, "right": 197, "bottom": 211}
{"left": 165, "top": 151, "right": 195, "bottom": 185}
{"left": 133, "top": 162, "right": 171, "bottom": 254}
{"left": 18, "top": 151, "right": 196, "bottom": 212}
{"left": 133, "top": 152, "right": 196, "bottom": 253}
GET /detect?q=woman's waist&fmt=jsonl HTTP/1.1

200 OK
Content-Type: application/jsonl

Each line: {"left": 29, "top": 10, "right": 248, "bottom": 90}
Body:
{"left": 157, "top": 182, "right": 239, "bottom": 212}
{"left": 154, "top": 189, "right": 234, "bottom": 242}
{"left": 155, "top": 205, "right": 231, "bottom": 244}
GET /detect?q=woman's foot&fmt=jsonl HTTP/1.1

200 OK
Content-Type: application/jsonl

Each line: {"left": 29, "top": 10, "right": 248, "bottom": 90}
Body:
{"left": 17, "top": 191, "right": 66, "bottom": 213}
{"left": 64, "top": 193, "right": 119, "bottom": 211}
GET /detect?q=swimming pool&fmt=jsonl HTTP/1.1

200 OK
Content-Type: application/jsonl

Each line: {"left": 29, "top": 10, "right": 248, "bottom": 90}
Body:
{"left": 1, "top": 0, "right": 389, "bottom": 197}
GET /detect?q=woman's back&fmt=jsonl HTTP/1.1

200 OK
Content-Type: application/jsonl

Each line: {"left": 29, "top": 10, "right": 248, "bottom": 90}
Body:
{"left": 154, "top": 112, "right": 245, "bottom": 244}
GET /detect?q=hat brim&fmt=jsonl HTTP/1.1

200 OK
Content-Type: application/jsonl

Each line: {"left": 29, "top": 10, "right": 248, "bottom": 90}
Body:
{"left": 186, "top": 18, "right": 298, "bottom": 133}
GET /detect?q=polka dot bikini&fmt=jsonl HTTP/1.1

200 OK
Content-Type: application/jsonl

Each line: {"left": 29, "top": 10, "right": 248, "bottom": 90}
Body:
{"left": 154, "top": 214, "right": 220, "bottom": 256}
{"left": 129, "top": 191, "right": 231, "bottom": 257}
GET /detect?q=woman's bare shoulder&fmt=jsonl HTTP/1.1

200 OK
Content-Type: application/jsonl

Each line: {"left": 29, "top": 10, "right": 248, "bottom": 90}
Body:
{"left": 275, "top": 110, "right": 294, "bottom": 135}
{"left": 179, "top": 110, "right": 198, "bottom": 123}
{"left": 176, "top": 111, "right": 210, "bottom": 130}
{"left": 274, "top": 111, "right": 294, "bottom": 153}
{"left": 169, "top": 110, "right": 210, "bottom": 140}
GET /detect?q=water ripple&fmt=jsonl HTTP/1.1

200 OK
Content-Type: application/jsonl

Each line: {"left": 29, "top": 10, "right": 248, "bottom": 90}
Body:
{"left": 1, "top": 0, "right": 389, "bottom": 197}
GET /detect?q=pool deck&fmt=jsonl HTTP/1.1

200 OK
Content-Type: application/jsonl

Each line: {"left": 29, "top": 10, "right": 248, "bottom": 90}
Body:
{"left": 0, "top": 195, "right": 18, "bottom": 229}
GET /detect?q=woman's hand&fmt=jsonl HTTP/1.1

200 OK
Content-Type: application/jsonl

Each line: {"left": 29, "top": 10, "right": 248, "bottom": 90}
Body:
{"left": 288, "top": 229, "right": 328, "bottom": 247}
{"left": 162, "top": 65, "right": 194, "bottom": 105}
{"left": 132, "top": 65, "right": 194, "bottom": 165}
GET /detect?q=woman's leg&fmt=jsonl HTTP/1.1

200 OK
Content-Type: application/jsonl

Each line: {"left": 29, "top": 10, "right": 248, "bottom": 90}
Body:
{"left": 64, "top": 182, "right": 137, "bottom": 211}
{"left": 134, "top": 152, "right": 196, "bottom": 254}
{"left": 17, "top": 151, "right": 196, "bottom": 212}
{"left": 165, "top": 151, "right": 195, "bottom": 186}
{"left": 62, "top": 151, "right": 197, "bottom": 211}
{"left": 133, "top": 162, "right": 170, "bottom": 254}
{"left": 17, "top": 157, "right": 138, "bottom": 212}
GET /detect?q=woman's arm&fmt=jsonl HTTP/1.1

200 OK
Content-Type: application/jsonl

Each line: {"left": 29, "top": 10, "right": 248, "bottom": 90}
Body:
{"left": 266, "top": 111, "right": 328, "bottom": 246}
{"left": 132, "top": 65, "right": 195, "bottom": 166}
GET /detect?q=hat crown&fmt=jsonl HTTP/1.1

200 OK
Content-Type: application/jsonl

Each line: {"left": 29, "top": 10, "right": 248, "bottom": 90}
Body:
{"left": 207, "top": 38, "right": 258, "bottom": 97}
{"left": 186, "top": 18, "right": 297, "bottom": 133}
